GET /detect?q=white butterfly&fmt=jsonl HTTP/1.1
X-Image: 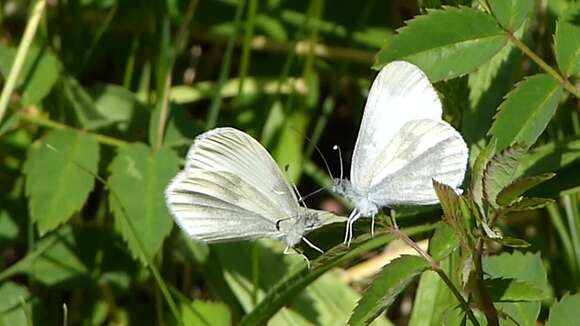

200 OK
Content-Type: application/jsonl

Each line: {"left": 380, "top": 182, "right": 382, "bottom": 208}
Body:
{"left": 333, "top": 61, "right": 468, "bottom": 245}
{"left": 165, "top": 127, "right": 343, "bottom": 253}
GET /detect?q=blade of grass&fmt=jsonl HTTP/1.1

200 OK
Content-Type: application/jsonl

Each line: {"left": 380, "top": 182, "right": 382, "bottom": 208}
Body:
{"left": 206, "top": 0, "right": 247, "bottom": 129}
{"left": 154, "top": 0, "right": 200, "bottom": 150}
{"left": 237, "top": 0, "right": 258, "bottom": 96}
{"left": 0, "top": 0, "right": 46, "bottom": 124}
{"left": 547, "top": 203, "right": 578, "bottom": 280}
{"left": 563, "top": 195, "right": 580, "bottom": 278}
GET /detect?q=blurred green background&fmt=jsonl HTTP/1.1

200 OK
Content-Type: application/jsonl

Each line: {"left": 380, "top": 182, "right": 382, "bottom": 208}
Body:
{"left": 1, "top": 0, "right": 580, "bottom": 325}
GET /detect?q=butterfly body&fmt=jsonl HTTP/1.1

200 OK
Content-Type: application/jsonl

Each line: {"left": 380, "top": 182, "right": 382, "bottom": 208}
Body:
{"left": 165, "top": 127, "right": 343, "bottom": 251}
{"left": 335, "top": 61, "right": 468, "bottom": 244}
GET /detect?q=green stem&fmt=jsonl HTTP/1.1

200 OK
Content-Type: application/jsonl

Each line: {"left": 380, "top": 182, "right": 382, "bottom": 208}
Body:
{"left": 507, "top": 32, "right": 580, "bottom": 98}
{"left": 0, "top": 0, "right": 46, "bottom": 124}
{"left": 206, "top": 0, "right": 246, "bottom": 129}
{"left": 473, "top": 239, "right": 499, "bottom": 326}
{"left": 237, "top": 0, "right": 258, "bottom": 96}
{"left": 389, "top": 225, "right": 480, "bottom": 326}
{"left": 154, "top": 0, "right": 199, "bottom": 150}
{"left": 19, "top": 112, "right": 127, "bottom": 147}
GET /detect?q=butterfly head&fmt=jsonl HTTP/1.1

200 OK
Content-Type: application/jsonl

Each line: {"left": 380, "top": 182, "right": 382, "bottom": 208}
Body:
{"left": 332, "top": 178, "right": 379, "bottom": 218}
{"left": 277, "top": 212, "right": 321, "bottom": 248}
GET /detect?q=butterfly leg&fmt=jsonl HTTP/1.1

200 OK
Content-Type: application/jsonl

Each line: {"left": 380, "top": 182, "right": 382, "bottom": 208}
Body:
{"left": 302, "top": 237, "right": 324, "bottom": 254}
{"left": 344, "top": 210, "right": 362, "bottom": 247}
{"left": 371, "top": 215, "right": 375, "bottom": 238}
{"left": 343, "top": 209, "right": 358, "bottom": 244}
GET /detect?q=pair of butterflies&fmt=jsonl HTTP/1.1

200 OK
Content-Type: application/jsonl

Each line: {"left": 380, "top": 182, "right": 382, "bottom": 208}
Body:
{"left": 165, "top": 61, "right": 468, "bottom": 252}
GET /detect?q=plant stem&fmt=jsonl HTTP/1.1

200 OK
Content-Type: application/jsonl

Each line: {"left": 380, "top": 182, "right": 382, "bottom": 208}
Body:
{"left": 154, "top": 0, "right": 199, "bottom": 150}
{"left": 507, "top": 32, "right": 580, "bottom": 98}
{"left": 237, "top": 0, "right": 258, "bottom": 96}
{"left": 0, "top": 0, "right": 46, "bottom": 125}
{"left": 389, "top": 224, "right": 480, "bottom": 326}
{"left": 19, "top": 111, "right": 127, "bottom": 147}
{"left": 473, "top": 239, "right": 499, "bottom": 326}
{"left": 206, "top": 0, "right": 246, "bottom": 130}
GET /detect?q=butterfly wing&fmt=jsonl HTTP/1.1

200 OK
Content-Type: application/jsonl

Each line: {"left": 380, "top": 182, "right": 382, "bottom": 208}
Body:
{"left": 367, "top": 119, "right": 468, "bottom": 206}
{"left": 165, "top": 127, "right": 301, "bottom": 243}
{"left": 351, "top": 61, "right": 443, "bottom": 188}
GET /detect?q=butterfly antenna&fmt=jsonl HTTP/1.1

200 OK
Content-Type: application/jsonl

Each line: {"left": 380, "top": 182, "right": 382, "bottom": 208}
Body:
{"left": 288, "top": 125, "right": 334, "bottom": 180}
{"left": 333, "top": 145, "right": 344, "bottom": 180}
{"left": 299, "top": 187, "right": 326, "bottom": 202}
{"left": 302, "top": 237, "right": 324, "bottom": 254}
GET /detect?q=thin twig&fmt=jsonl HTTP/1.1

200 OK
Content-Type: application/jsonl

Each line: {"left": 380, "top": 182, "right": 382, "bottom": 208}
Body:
{"left": 0, "top": 0, "right": 46, "bottom": 124}
{"left": 507, "top": 32, "right": 580, "bottom": 98}
{"left": 19, "top": 111, "right": 127, "bottom": 147}
{"left": 388, "top": 222, "right": 480, "bottom": 326}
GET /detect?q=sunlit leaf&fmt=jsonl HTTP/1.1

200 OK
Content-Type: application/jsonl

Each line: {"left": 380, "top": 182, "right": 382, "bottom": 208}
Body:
{"left": 505, "top": 197, "right": 554, "bottom": 211}
{"left": 375, "top": 6, "right": 507, "bottom": 81}
{"left": 0, "top": 282, "right": 31, "bottom": 326}
{"left": 488, "top": 0, "right": 532, "bottom": 31}
{"left": 429, "top": 223, "right": 459, "bottom": 261}
{"left": 24, "top": 129, "right": 99, "bottom": 235}
{"left": 489, "top": 74, "right": 563, "bottom": 151}
{"left": 554, "top": 19, "right": 580, "bottom": 77}
{"left": 349, "top": 256, "right": 430, "bottom": 326}
{"left": 108, "top": 143, "right": 179, "bottom": 262}
{"left": 547, "top": 294, "right": 580, "bottom": 326}
{"left": 496, "top": 173, "right": 555, "bottom": 205}
{"left": 181, "top": 300, "right": 231, "bottom": 326}
{"left": 487, "top": 278, "right": 546, "bottom": 302}
{"left": 484, "top": 252, "right": 549, "bottom": 326}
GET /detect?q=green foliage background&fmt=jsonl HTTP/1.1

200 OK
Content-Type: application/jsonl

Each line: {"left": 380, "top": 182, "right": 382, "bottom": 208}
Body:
{"left": 0, "top": 0, "right": 579, "bottom": 325}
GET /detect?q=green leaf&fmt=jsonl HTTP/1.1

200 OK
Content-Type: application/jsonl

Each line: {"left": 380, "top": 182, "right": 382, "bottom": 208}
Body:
{"left": 494, "top": 236, "right": 531, "bottom": 248}
{"left": 554, "top": 19, "right": 580, "bottom": 77}
{"left": 488, "top": 0, "right": 532, "bottom": 31}
{"left": 0, "top": 210, "right": 19, "bottom": 248}
{"left": 486, "top": 278, "right": 546, "bottom": 302}
{"left": 489, "top": 74, "right": 563, "bottom": 151}
{"left": 484, "top": 252, "right": 549, "bottom": 326}
{"left": 181, "top": 300, "right": 231, "bottom": 326}
{"left": 375, "top": 6, "right": 507, "bottom": 81}
{"left": 471, "top": 139, "right": 497, "bottom": 210}
{"left": 464, "top": 34, "right": 520, "bottom": 146}
{"left": 429, "top": 223, "right": 459, "bottom": 261}
{"left": 23, "top": 129, "right": 99, "bottom": 235}
{"left": 239, "top": 224, "right": 435, "bottom": 326}
{"left": 0, "top": 43, "right": 60, "bottom": 106}
{"left": 62, "top": 76, "right": 111, "bottom": 130}
{"left": 482, "top": 144, "right": 526, "bottom": 208}
{"left": 505, "top": 197, "right": 554, "bottom": 211}
{"left": 496, "top": 173, "right": 555, "bottom": 205}
{"left": 89, "top": 84, "right": 149, "bottom": 132}
{"left": 349, "top": 256, "right": 430, "bottom": 326}
{"left": 408, "top": 259, "right": 456, "bottom": 326}
{"left": 0, "top": 282, "right": 31, "bottom": 326}
{"left": 108, "top": 143, "right": 179, "bottom": 262}
{"left": 547, "top": 294, "right": 580, "bottom": 326}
